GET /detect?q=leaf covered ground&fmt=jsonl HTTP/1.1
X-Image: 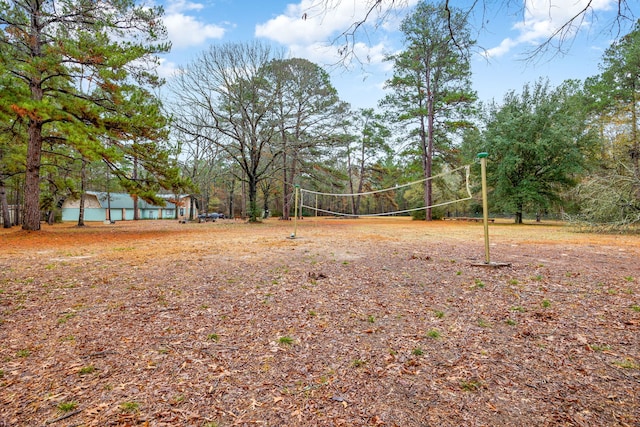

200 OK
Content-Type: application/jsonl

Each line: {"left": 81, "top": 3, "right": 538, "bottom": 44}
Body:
{"left": 0, "top": 218, "right": 639, "bottom": 426}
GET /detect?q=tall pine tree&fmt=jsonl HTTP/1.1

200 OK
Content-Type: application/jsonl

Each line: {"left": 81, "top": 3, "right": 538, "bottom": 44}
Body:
{"left": 0, "top": 0, "right": 173, "bottom": 230}
{"left": 382, "top": 0, "right": 476, "bottom": 220}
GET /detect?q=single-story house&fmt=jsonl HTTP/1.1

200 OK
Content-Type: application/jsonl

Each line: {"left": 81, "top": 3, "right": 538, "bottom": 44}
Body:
{"left": 61, "top": 191, "right": 196, "bottom": 222}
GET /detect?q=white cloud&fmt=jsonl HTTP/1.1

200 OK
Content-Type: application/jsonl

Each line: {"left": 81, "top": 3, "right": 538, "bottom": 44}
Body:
{"left": 255, "top": 0, "right": 417, "bottom": 62}
{"left": 165, "top": 0, "right": 204, "bottom": 14}
{"left": 286, "top": 40, "right": 389, "bottom": 69}
{"left": 157, "top": 57, "right": 180, "bottom": 79}
{"left": 255, "top": 0, "right": 366, "bottom": 45}
{"left": 162, "top": 0, "right": 226, "bottom": 49}
{"left": 485, "top": 0, "right": 615, "bottom": 59}
{"left": 482, "top": 38, "right": 519, "bottom": 59}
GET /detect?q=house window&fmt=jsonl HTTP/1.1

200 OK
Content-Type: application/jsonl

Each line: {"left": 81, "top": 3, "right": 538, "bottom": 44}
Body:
{"left": 180, "top": 208, "right": 184, "bottom": 216}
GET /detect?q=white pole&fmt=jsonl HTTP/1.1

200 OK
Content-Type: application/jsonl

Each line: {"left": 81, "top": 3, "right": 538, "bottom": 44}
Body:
{"left": 292, "top": 185, "right": 299, "bottom": 238}
{"left": 478, "top": 153, "right": 490, "bottom": 264}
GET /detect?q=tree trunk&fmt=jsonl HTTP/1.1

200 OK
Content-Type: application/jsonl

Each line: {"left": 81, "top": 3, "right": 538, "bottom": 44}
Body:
{"left": 241, "top": 171, "right": 246, "bottom": 219}
{"left": 23, "top": 120, "right": 44, "bottom": 231}
{"left": 0, "top": 181, "right": 11, "bottom": 228}
{"left": 227, "top": 178, "right": 235, "bottom": 218}
{"left": 248, "top": 174, "right": 259, "bottom": 222}
{"left": 281, "top": 132, "right": 290, "bottom": 220}
{"left": 347, "top": 149, "right": 358, "bottom": 215}
{"left": 78, "top": 159, "right": 87, "bottom": 227}
{"left": 515, "top": 212, "right": 523, "bottom": 224}
{"left": 133, "top": 195, "right": 138, "bottom": 220}
{"left": 353, "top": 136, "right": 368, "bottom": 216}
{"left": 133, "top": 157, "right": 140, "bottom": 220}
{"left": 425, "top": 93, "right": 434, "bottom": 221}
{"left": 14, "top": 185, "right": 21, "bottom": 226}
{"left": 419, "top": 113, "right": 430, "bottom": 221}
{"left": 22, "top": 11, "right": 45, "bottom": 231}
{"left": 261, "top": 181, "right": 271, "bottom": 218}
{"left": 78, "top": 192, "right": 86, "bottom": 226}
{"left": 631, "top": 82, "right": 639, "bottom": 199}
{"left": 515, "top": 203, "right": 523, "bottom": 224}
{"left": 106, "top": 180, "right": 111, "bottom": 222}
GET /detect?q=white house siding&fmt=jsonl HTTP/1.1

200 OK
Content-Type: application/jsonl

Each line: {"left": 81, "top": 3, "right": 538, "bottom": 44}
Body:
{"left": 108, "top": 209, "right": 123, "bottom": 221}
{"left": 61, "top": 192, "right": 194, "bottom": 222}
{"left": 0, "top": 205, "right": 19, "bottom": 226}
{"left": 61, "top": 208, "right": 106, "bottom": 222}
{"left": 141, "top": 209, "right": 158, "bottom": 219}
{"left": 61, "top": 194, "right": 102, "bottom": 209}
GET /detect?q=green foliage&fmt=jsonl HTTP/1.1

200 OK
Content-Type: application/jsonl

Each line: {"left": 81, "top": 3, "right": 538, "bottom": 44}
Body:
{"left": 351, "top": 359, "right": 366, "bottom": 368}
{"left": 426, "top": 329, "right": 441, "bottom": 339}
{"left": 339, "top": 108, "right": 394, "bottom": 216}
{"left": 170, "top": 47, "right": 348, "bottom": 222}
{"left": 568, "top": 173, "right": 640, "bottom": 232}
{"left": 120, "top": 401, "right": 140, "bottom": 413}
{"left": 613, "top": 359, "right": 639, "bottom": 369}
{"left": 0, "top": 0, "right": 177, "bottom": 230}
{"left": 277, "top": 336, "right": 294, "bottom": 345}
{"left": 570, "top": 23, "right": 640, "bottom": 232}
{"left": 587, "top": 21, "right": 640, "bottom": 119}
{"left": 589, "top": 344, "right": 611, "bottom": 352}
{"left": 57, "top": 401, "right": 78, "bottom": 412}
{"left": 477, "top": 318, "right": 490, "bottom": 328}
{"left": 267, "top": 58, "right": 349, "bottom": 220}
{"left": 460, "top": 379, "right": 485, "bottom": 391}
{"left": 468, "top": 79, "right": 597, "bottom": 223}
{"left": 78, "top": 365, "right": 96, "bottom": 375}
{"left": 57, "top": 312, "right": 76, "bottom": 324}
{"left": 382, "top": 0, "right": 476, "bottom": 220}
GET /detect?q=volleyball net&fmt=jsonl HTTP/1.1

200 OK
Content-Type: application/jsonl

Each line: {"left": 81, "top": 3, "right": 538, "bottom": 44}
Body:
{"left": 298, "top": 163, "right": 474, "bottom": 218}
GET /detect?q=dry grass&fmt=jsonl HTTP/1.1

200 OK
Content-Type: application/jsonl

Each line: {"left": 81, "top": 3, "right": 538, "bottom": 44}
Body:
{"left": 1, "top": 217, "right": 639, "bottom": 426}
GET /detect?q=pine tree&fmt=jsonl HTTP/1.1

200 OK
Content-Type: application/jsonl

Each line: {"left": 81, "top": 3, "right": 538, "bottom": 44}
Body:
{"left": 0, "top": 0, "right": 173, "bottom": 230}
{"left": 474, "top": 79, "right": 597, "bottom": 223}
{"left": 382, "top": 1, "right": 476, "bottom": 220}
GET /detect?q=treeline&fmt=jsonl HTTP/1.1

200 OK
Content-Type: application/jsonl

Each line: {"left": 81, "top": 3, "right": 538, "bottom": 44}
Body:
{"left": 0, "top": 0, "right": 187, "bottom": 230}
{"left": 1, "top": 1, "right": 638, "bottom": 231}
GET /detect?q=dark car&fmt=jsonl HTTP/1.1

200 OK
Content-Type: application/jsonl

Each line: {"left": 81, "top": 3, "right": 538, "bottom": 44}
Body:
{"left": 198, "top": 212, "right": 217, "bottom": 222}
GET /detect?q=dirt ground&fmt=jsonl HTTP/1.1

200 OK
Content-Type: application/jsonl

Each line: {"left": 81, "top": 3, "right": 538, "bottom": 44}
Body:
{"left": 0, "top": 217, "right": 639, "bottom": 427}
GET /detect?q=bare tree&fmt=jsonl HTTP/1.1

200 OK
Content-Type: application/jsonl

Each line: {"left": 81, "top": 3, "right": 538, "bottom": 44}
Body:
{"left": 169, "top": 42, "right": 284, "bottom": 222}
{"left": 312, "top": 0, "right": 637, "bottom": 63}
{"left": 262, "top": 58, "right": 348, "bottom": 219}
{"left": 342, "top": 108, "right": 391, "bottom": 216}
{"left": 174, "top": 124, "right": 222, "bottom": 218}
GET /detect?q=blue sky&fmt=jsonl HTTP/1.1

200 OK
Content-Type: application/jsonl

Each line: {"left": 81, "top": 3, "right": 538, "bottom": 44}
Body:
{"left": 156, "top": 0, "right": 639, "bottom": 109}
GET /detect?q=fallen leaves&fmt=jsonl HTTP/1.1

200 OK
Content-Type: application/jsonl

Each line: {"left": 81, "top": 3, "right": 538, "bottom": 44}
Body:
{"left": 0, "top": 219, "right": 639, "bottom": 426}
